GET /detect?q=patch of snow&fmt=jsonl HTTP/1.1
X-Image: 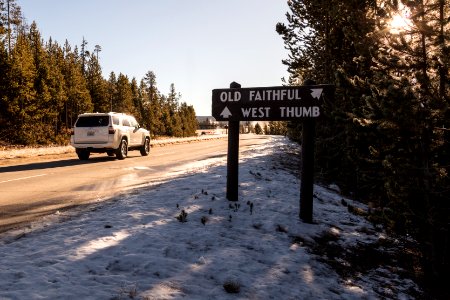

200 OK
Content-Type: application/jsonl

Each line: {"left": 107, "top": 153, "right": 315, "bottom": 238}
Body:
{"left": 0, "top": 136, "right": 421, "bottom": 299}
{"left": 0, "top": 145, "right": 74, "bottom": 159}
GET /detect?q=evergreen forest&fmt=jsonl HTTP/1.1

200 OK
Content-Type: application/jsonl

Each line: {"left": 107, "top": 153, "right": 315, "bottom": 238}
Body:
{"left": 0, "top": 0, "right": 198, "bottom": 146}
{"left": 277, "top": 0, "right": 448, "bottom": 297}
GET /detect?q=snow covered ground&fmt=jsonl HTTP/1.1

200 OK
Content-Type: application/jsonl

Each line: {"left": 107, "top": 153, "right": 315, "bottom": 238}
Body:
{"left": 0, "top": 136, "right": 421, "bottom": 299}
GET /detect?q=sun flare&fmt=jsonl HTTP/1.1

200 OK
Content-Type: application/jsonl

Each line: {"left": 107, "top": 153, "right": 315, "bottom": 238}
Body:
{"left": 388, "top": 4, "right": 413, "bottom": 34}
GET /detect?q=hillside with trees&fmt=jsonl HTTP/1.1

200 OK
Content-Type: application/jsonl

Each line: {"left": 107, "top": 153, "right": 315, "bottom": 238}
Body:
{"left": 0, "top": 0, "right": 198, "bottom": 145}
{"left": 277, "top": 0, "right": 448, "bottom": 298}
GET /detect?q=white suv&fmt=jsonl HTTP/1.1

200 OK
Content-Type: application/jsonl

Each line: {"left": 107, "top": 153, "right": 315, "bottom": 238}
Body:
{"left": 70, "top": 112, "right": 151, "bottom": 160}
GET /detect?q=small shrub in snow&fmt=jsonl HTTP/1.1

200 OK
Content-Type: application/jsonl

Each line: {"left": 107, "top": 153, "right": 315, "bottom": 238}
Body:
{"left": 249, "top": 170, "right": 262, "bottom": 179}
{"left": 328, "top": 183, "right": 341, "bottom": 193}
{"left": 247, "top": 201, "right": 254, "bottom": 214}
{"left": 276, "top": 224, "right": 288, "bottom": 233}
{"left": 176, "top": 210, "right": 188, "bottom": 222}
{"left": 347, "top": 204, "right": 368, "bottom": 217}
{"left": 115, "top": 283, "right": 138, "bottom": 299}
{"left": 229, "top": 203, "right": 240, "bottom": 212}
{"left": 253, "top": 223, "right": 262, "bottom": 230}
{"left": 223, "top": 280, "right": 240, "bottom": 294}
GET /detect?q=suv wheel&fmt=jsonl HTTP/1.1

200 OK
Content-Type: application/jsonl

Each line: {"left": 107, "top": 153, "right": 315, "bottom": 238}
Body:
{"left": 76, "top": 149, "right": 90, "bottom": 160}
{"left": 140, "top": 138, "right": 150, "bottom": 156}
{"left": 116, "top": 138, "right": 128, "bottom": 160}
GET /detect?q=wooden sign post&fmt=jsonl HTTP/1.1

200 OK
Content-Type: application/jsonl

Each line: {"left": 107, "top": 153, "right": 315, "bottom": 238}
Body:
{"left": 212, "top": 82, "right": 333, "bottom": 222}
{"left": 226, "top": 82, "right": 241, "bottom": 201}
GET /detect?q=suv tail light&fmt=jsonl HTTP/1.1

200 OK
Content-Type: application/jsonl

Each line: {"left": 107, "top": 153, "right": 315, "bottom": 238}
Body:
{"left": 108, "top": 126, "right": 115, "bottom": 134}
{"left": 70, "top": 128, "right": 74, "bottom": 135}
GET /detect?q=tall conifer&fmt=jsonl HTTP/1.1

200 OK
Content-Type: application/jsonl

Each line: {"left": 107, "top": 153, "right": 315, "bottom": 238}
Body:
{"left": 114, "top": 73, "right": 133, "bottom": 113}
{"left": 7, "top": 32, "right": 36, "bottom": 143}
{"left": 142, "top": 71, "right": 162, "bottom": 135}
{"left": 62, "top": 40, "right": 92, "bottom": 126}
{"left": 86, "top": 52, "right": 108, "bottom": 112}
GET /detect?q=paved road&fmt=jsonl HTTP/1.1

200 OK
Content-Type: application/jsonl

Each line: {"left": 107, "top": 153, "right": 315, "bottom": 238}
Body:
{"left": 0, "top": 135, "right": 270, "bottom": 232}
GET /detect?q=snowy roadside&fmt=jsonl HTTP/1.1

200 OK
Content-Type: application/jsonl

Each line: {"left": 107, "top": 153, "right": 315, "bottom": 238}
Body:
{"left": 0, "top": 145, "right": 75, "bottom": 160}
{"left": 0, "top": 135, "right": 226, "bottom": 160}
{"left": 0, "top": 136, "right": 422, "bottom": 299}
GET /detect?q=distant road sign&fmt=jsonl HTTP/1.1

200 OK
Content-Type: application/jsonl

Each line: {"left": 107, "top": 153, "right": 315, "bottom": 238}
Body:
{"left": 211, "top": 85, "right": 333, "bottom": 121}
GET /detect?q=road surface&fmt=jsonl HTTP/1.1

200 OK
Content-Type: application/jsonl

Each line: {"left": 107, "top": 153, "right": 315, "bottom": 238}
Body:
{"left": 0, "top": 135, "right": 270, "bottom": 233}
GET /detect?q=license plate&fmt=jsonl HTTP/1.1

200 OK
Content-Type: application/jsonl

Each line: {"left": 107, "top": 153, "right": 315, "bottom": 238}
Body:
{"left": 87, "top": 131, "right": 95, "bottom": 136}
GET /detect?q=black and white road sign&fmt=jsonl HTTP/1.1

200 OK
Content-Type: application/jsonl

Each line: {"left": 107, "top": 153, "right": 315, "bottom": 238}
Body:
{"left": 211, "top": 85, "right": 333, "bottom": 121}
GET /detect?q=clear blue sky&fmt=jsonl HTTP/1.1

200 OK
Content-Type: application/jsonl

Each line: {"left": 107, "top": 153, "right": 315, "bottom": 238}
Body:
{"left": 19, "top": 0, "right": 290, "bottom": 116}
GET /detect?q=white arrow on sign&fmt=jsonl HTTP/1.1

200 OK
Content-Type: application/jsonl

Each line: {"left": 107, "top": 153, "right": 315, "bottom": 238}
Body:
{"left": 220, "top": 106, "right": 232, "bottom": 118}
{"left": 311, "top": 88, "right": 323, "bottom": 100}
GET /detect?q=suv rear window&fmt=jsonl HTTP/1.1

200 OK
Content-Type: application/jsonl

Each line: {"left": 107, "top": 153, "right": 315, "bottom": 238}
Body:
{"left": 122, "top": 118, "right": 131, "bottom": 127}
{"left": 75, "top": 116, "right": 110, "bottom": 127}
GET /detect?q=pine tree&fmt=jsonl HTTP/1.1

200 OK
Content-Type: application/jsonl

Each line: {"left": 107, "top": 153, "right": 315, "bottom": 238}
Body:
{"left": 179, "top": 102, "right": 197, "bottom": 136}
{"left": 114, "top": 73, "right": 133, "bottom": 113}
{"left": 29, "top": 22, "right": 57, "bottom": 143}
{"left": 166, "top": 83, "right": 182, "bottom": 137}
{"left": 263, "top": 123, "right": 269, "bottom": 135}
{"left": 267, "top": 121, "right": 287, "bottom": 135}
{"left": 62, "top": 39, "right": 92, "bottom": 127}
{"left": 254, "top": 122, "right": 263, "bottom": 135}
{"left": 0, "top": 1, "right": 7, "bottom": 38}
{"left": 46, "top": 39, "right": 69, "bottom": 142}
{"left": 142, "top": 70, "right": 163, "bottom": 135}
{"left": 7, "top": 31, "right": 37, "bottom": 144}
{"left": 106, "top": 71, "right": 116, "bottom": 112}
{"left": 138, "top": 79, "right": 149, "bottom": 129}
{"left": 86, "top": 51, "right": 108, "bottom": 112}
{"left": 130, "top": 77, "right": 143, "bottom": 121}
{"left": 80, "top": 37, "right": 88, "bottom": 75}
{"left": 0, "top": 35, "right": 9, "bottom": 135}
{"left": 159, "top": 95, "right": 169, "bottom": 136}
{"left": 0, "top": 0, "right": 22, "bottom": 55}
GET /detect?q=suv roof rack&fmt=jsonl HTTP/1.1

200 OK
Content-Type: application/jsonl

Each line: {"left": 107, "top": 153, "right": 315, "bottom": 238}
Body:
{"left": 79, "top": 112, "right": 129, "bottom": 116}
